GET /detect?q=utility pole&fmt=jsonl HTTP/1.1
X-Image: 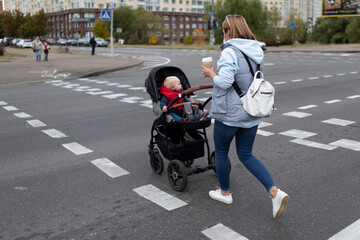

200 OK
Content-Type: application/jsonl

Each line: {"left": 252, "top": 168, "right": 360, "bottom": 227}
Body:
{"left": 210, "top": 0, "right": 214, "bottom": 49}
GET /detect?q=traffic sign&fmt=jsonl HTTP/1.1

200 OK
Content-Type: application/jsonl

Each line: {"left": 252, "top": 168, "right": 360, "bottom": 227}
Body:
{"left": 109, "top": 1, "right": 115, "bottom": 9}
{"left": 290, "top": 22, "right": 295, "bottom": 28}
{"left": 101, "top": 10, "right": 111, "bottom": 21}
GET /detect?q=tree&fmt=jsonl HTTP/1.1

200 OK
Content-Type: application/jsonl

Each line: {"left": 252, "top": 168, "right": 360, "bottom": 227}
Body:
{"left": 212, "top": 0, "right": 270, "bottom": 44}
{"left": 309, "top": 17, "right": 351, "bottom": 44}
{"left": 0, "top": 15, "right": 4, "bottom": 38}
{"left": 345, "top": 17, "right": 360, "bottom": 43}
{"left": 184, "top": 35, "right": 193, "bottom": 45}
{"left": 268, "top": 6, "right": 282, "bottom": 28}
{"left": 280, "top": 11, "right": 308, "bottom": 44}
{"left": 32, "top": 9, "right": 48, "bottom": 37}
{"left": 94, "top": 20, "right": 110, "bottom": 40}
{"left": 1, "top": 10, "right": 25, "bottom": 37}
{"left": 18, "top": 15, "right": 36, "bottom": 39}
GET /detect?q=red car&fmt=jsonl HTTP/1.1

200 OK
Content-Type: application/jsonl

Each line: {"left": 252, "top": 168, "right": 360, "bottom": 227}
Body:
{"left": 46, "top": 38, "right": 57, "bottom": 45}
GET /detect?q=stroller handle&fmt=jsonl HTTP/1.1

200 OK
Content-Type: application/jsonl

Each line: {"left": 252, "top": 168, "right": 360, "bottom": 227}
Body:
{"left": 184, "top": 84, "right": 213, "bottom": 95}
{"left": 172, "top": 102, "right": 200, "bottom": 109}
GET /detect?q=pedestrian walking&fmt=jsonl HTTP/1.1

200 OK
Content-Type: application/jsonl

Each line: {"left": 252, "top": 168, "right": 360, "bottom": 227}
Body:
{"left": 201, "top": 14, "right": 289, "bottom": 219}
{"left": 32, "top": 36, "right": 44, "bottom": 62}
{"left": 44, "top": 42, "right": 50, "bottom": 61}
{"left": 276, "top": 35, "right": 281, "bottom": 47}
{"left": 90, "top": 36, "right": 96, "bottom": 55}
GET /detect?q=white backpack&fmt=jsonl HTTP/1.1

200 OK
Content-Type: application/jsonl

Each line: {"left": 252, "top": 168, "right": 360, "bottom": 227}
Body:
{"left": 241, "top": 71, "right": 275, "bottom": 117}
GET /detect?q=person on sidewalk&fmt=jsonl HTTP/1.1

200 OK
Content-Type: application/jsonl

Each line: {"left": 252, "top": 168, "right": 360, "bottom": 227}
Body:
{"left": 276, "top": 35, "right": 281, "bottom": 47}
{"left": 44, "top": 42, "right": 50, "bottom": 61}
{"left": 32, "top": 36, "right": 44, "bottom": 62}
{"left": 201, "top": 14, "right": 289, "bottom": 219}
{"left": 90, "top": 36, "right": 96, "bottom": 55}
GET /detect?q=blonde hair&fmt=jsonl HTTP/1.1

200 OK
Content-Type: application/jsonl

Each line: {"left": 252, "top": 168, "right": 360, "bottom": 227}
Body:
{"left": 222, "top": 15, "right": 255, "bottom": 40}
{"left": 164, "top": 76, "right": 180, "bottom": 89}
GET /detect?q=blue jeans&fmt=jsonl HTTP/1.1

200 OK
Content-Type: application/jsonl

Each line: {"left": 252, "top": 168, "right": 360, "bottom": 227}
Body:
{"left": 36, "top": 50, "right": 41, "bottom": 61}
{"left": 213, "top": 120, "right": 275, "bottom": 191}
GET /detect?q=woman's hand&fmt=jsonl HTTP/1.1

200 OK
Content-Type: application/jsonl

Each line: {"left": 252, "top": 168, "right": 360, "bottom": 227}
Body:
{"left": 162, "top": 106, "right": 168, "bottom": 112}
{"left": 202, "top": 66, "right": 217, "bottom": 80}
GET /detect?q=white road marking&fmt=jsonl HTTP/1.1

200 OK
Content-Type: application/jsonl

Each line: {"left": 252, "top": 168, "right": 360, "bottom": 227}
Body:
{"left": 323, "top": 75, "right": 333, "bottom": 78}
{"left": 279, "top": 129, "right": 317, "bottom": 139}
{"left": 62, "top": 84, "right": 80, "bottom": 89}
{"left": 75, "top": 86, "right": 91, "bottom": 89}
{"left": 102, "top": 93, "right": 128, "bottom": 99}
{"left": 282, "top": 111, "right": 312, "bottom": 118}
{"left": 13, "top": 112, "right": 32, "bottom": 118}
{"left": 129, "top": 87, "right": 146, "bottom": 91}
{"left": 42, "top": 129, "right": 68, "bottom": 138}
{"left": 308, "top": 77, "right": 319, "bottom": 80}
{"left": 95, "top": 80, "right": 110, "bottom": 84}
{"left": 324, "top": 99, "right": 341, "bottom": 104}
{"left": 328, "top": 218, "right": 360, "bottom": 240}
{"left": 322, "top": 118, "right": 355, "bottom": 126}
{"left": 202, "top": 223, "right": 248, "bottom": 240}
{"left": 257, "top": 129, "right": 275, "bottom": 136}
{"left": 85, "top": 88, "right": 102, "bottom": 92}
{"left": 120, "top": 97, "right": 143, "bottom": 103}
{"left": 86, "top": 91, "right": 114, "bottom": 95}
{"left": 106, "top": 83, "right": 121, "bottom": 86}
{"left": 62, "top": 142, "right": 93, "bottom": 155}
{"left": 349, "top": 71, "right": 358, "bottom": 74}
{"left": 52, "top": 82, "right": 69, "bottom": 86}
{"left": 329, "top": 139, "right": 360, "bottom": 151}
{"left": 140, "top": 104, "right": 152, "bottom": 108}
{"left": 0, "top": 101, "right": 7, "bottom": 106}
{"left": 27, "top": 119, "right": 47, "bottom": 128}
{"left": 264, "top": 63, "right": 275, "bottom": 66}
{"left": 117, "top": 84, "right": 133, "bottom": 88}
{"left": 196, "top": 97, "right": 209, "bottom": 102}
{"left": 347, "top": 95, "right": 360, "bottom": 99}
{"left": 298, "top": 105, "right": 317, "bottom": 110}
{"left": 259, "top": 122, "right": 273, "bottom": 128}
{"left": 274, "top": 81, "right": 286, "bottom": 85}
{"left": 133, "top": 184, "right": 187, "bottom": 211}
{"left": 337, "top": 73, "right": 346, "bottom": 76}
{"left": 291, "top": 79, "right": 303, "bottom": 82}
{"left": 3, "top": 106, "right": 18, "bottom": 111}
{"left": 290, "top": 139, "right": 337, "bottom": 150}
{"left": 91, "top": 158, "right": 130, "bottom": 178}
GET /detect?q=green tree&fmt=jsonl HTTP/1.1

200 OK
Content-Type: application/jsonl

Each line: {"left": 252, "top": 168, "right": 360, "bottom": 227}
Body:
{"left": 1, "top": 10, "right": 25, "bottom": 37}
{"left": 0, "top": 15, "right": 4, "bottom": 38}
{"left": 309, "top": 17, "right": 351, "bottom": 44}
{"left": 94, "top": 20, "right": 110, "bottom": 40}
{"left": 184, "top": 35, "right": 193, "bottom": 45}
{"left": 212, "top": 0, "right": 270, "bottom": 44}
{"left": 280, "top": 11, "right": 308, "bottom": 44}
{"left": 345, "top": 17, "right": 360, "bottom": 43}
{"left": 18, "top": 15, "right": 36, "bottom": 39}
{"left": 32, "top": 9, "right": 48, "bottom": 37}
{"left": 268, "top": 6, "right": 282, "bottom": 28}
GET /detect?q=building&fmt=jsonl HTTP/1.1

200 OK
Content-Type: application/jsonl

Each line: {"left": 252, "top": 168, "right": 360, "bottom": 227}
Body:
{"left": 260, "top": 0, "right": 322, "bottom": 30}
{"left": 4, "top": 0, "right": 211, "bottom": 15}
{"left": 45, "top": 8, "right": 206, "bottom": 43}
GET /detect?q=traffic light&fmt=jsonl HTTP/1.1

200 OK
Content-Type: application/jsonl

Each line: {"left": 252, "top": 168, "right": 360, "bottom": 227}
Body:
{"left": 208, "top": 19, "right": 218, "bottom": 30}
{"left": 208, "top": 20, "right": 213, "bottom": 30}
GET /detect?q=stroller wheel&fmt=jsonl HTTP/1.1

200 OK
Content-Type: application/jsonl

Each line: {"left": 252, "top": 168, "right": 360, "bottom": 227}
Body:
{"left": 167, "top": 160, "right": 188, "bottom": 191}
{"left": 149, "top": 149, "right": 164, "bottom": 175}
{"left": 210, "top": 151, "right": 231, "bottom": 175}
{"left": 183, "top": 159, "right": 194, "bottom": 167}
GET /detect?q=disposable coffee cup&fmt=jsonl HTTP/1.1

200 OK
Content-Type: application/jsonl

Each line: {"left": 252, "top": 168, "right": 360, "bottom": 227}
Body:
{"left": 202, "top": 57, "right": 213, "bottom": 68}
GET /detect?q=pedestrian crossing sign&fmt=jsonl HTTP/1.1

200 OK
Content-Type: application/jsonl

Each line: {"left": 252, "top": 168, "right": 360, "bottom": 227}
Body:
{"left": 101, "top": 10, "right": 111, "bottom": 21}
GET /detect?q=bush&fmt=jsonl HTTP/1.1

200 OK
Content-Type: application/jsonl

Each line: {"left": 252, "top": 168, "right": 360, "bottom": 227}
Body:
{"left": 0, "top": 42, "right": 5, "bottom": 56}
{"left": 184, "top": 35, "right": 193, "bottom": 45}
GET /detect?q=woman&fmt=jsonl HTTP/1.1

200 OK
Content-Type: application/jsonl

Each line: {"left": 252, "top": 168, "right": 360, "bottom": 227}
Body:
{"left": 202, "top": 15, "right": 289, "bottom": 219}
{"left": 32, "top": 36, "right": 44, "bottom": 62}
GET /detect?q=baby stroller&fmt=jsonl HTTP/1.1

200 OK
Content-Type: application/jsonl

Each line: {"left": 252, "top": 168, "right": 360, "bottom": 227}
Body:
{"left": 145, "top": 66, "right": 231, "bottom": 191}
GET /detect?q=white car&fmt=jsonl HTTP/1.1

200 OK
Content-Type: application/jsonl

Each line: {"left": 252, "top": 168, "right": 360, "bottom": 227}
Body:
{"left": 95, "top": 38, "right": 108, "bottom": 47}
{"left": 17, "top": 39, "right": 32, "bottom": 48}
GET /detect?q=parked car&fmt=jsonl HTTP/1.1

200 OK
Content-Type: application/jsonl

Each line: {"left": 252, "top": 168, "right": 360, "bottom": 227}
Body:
{"left": 3, "top": 37, "right": 14, "bottom": 46}
{"left": 46, "top": 38, "right": 57, "bottom": 45}
{"left": 67, "top": 39, "right": 78, "bottom": 46}
{"left": 12, "top": 38, "right": 22, "bottom": 46}
{"left": 17, "top": 39, "right": 32, "bottom": 48}
{"left": 77, "top": 38, "right": 90, "bottom": 46}
{"left": 95, "top": 38, "right": 108, "bottom": 47}
{"left": 57, "top": 38, "right": 67, "bottom": 46}
{"left": 256, "top": 41, "right": 267, "bottom": 51}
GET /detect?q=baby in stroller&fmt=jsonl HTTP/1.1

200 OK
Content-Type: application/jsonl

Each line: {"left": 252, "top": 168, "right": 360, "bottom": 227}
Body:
{"left": 160, "top": 76, "right": 208, "bottom": 122}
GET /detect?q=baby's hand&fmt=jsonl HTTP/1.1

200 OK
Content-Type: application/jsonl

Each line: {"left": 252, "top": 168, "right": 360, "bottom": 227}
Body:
{"left": 162, "top": 106, "right": 168, "bottom": 112}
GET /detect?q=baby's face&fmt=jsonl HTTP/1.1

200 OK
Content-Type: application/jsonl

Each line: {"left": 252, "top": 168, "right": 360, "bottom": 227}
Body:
{"left": 173, "top": 79, "right": 182, "bottom": 92}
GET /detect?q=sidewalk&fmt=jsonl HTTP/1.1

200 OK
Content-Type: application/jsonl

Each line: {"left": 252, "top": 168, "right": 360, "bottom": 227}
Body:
{"left": 1, "top": 44, "right": 359, "bottom": 86}
{"left": 0, "top": 48, "right": 142, "bottom": 86}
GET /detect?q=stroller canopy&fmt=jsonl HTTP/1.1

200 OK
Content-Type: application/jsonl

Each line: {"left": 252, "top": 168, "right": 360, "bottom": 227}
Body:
{"left": 145, "top": 66, "right": 192, "bottom": 101}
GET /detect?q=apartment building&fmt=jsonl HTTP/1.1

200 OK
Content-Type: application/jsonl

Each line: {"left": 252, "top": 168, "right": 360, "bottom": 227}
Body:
{"left": 260, "top": 0, "right": 321, "bottom": 29}
{"left": 4, "top": 0, "right": 211, "bottom": 14}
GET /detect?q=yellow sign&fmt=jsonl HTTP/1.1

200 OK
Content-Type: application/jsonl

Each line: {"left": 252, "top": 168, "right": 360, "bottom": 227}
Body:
{"left": 322, "top": 0, "right": 360, "bottom": 17}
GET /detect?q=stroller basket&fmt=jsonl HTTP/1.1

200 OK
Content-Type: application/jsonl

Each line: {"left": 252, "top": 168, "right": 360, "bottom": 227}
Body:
{"left": 172, "top": 118, "right": 211, "bottom": 130}
{"left": 155, "top": 130, "right": 206, "bottom": 161}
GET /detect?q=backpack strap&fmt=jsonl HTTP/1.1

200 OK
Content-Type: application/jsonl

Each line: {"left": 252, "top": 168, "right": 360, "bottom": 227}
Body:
{"left": 228, "top": 46, "right": 260, "bottom": 97}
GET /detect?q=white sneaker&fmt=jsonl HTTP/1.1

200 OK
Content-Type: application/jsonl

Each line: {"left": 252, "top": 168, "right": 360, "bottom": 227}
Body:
{"left": 209, "top": 189, "right": 233, "bottom": 204}
{"left": 272, "top": 189, "right": 289, "bottom": 219}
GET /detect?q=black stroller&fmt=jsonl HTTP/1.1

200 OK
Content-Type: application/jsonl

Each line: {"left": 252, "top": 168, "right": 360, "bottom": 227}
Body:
{"left": 145, "top": 66, "right": 231, "bottom": 191}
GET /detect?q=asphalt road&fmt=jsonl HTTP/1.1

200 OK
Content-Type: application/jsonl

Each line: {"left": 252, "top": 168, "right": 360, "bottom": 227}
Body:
{"left": 1, "top": 47, "right": 360, "bottom": 240}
